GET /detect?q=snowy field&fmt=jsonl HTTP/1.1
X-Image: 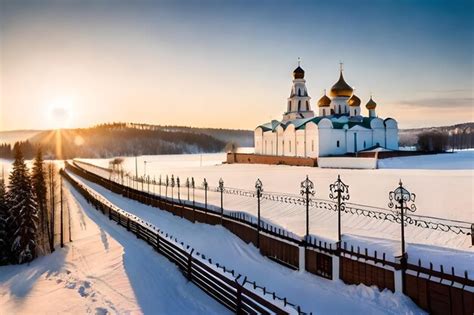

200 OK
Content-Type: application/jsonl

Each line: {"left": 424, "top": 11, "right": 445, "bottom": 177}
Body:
{"left": 63, "top": 171, "right": 424, "bottom": 314}
{"left": 0, "top": 180, "right": 228, "bottom": 314}
{"left": 75, "top": 150, "right": 474, "bottom": 252}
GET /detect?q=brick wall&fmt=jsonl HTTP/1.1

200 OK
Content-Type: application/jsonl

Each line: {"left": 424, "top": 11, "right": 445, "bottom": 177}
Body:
{"left": 227, "top": 153, "right": 318, "bottom": 167}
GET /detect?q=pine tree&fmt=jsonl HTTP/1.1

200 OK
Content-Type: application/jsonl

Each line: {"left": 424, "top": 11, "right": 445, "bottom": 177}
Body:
{"left": 32, "top": 148, "right": 50, "bottom": 255}
{"left": 7, "top": 144, "right": 39, "bottom": 264}
{"left": 0, "top": 174, "right": 9, "bottom": 264}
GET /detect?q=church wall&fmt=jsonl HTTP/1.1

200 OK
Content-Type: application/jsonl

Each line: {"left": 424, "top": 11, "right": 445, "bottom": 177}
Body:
{"left": 295, "top": 129, "right": 306, "bottom": 157}
{"left": 305, "top": 122, "right": 319, "bottom": 158}
{"left": 385, "top": 119, "right": 399, "bottom": 150}
{"left": 277, "top": 126, "right": 284, "bottom": 156}
{"left": 318, "top": 128, "right": 346, "bottom": 156}
{"left": 254, "top": 128, "right": 263, "bottom": 154}
{"left": 346, "top": 128, "right": 372, "bottom": 153}
{"left": 283, "top": 125, "right": 296, "bottom": 156}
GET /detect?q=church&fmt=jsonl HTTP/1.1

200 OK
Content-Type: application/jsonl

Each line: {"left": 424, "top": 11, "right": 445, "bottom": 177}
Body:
{"left": 254, "top": 64, "right": 399, "bottom": 157}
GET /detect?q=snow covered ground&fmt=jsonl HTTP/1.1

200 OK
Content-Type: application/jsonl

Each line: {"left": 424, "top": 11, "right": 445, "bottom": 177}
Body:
{"left": 0, "top": 180, "right": 229, "bottom": 314}
{"left": 76, "top": 151, "right": 474, "bottom": 252}
{"left": 65, "top": 170, "right": 424, "bottom": 314}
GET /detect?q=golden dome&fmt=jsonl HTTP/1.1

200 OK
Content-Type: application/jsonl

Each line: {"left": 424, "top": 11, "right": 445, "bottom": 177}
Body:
{"left": 366, "top": 97, "right": 377, "bottom": 110}
{"left": 293, "top": 66, "right": 305, "bottom": 79}
{"left": 330, "top": 71, "right": 353, "bottom": 97}
{"left": 348, "top": 94, "right": 361, "bottom": 107}
{"left": 317, "top": 93, "right": 331, "bottom": 107}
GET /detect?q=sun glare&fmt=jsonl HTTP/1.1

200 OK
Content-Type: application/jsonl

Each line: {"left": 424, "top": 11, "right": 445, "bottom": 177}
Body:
{"left": 46, "top": 97, "right": 74, "bottom": 129}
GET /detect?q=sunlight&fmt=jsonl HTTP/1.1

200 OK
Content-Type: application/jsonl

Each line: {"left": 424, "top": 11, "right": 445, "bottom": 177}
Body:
{"left": 46, "top": 97, "right": 74, "bottom": 129}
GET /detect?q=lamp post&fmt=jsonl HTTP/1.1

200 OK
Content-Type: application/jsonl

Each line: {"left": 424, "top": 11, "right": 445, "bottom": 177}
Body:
{"left": 186, "top": 177, "right": 190, "bottom": 202}
{"left": 191, "top": 177, "right": 195, "bottom": 222}
{"left": 388, "top": 179, "right": 416, "bottom": 292}
{"left": 255, "top": 179, "right": 263, "bottom": 248}
{"left": 171, "top": 175, "right": 175, "bottom": 202}
{"left": 329, "top": 175, "right": 350, "bottom": 247}
{"left": 300, "top": 175, "right": 315, "bottom": 243}
{"left": 218, "top": 178, "right": 224, "bottom": 223}
{"left": 203, "top": 178, "right": 208, "bottom": 210}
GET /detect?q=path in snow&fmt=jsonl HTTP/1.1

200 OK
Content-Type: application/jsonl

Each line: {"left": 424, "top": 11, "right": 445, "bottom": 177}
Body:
{"left": 69, "top": 171, "right": 424, "bottom": 314}
{"left": 0, "top": 181, "right": 229, "bottom": 314}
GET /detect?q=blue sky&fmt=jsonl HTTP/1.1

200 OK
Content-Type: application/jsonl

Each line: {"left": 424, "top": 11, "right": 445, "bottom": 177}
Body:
{"left": 1, "top": 0, "right": 472, "bottom": 130}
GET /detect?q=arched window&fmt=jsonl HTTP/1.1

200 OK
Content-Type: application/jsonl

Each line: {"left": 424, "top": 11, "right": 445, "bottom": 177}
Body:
{"left": 336, "top": 140, "right": 340, "bottom": 148}
{"left": 288, "top": 101, "right": 291, "bottom": 112}
{"left": 363, "top": 141, "right": 366, "bottom": 148}
{"left": 311, "top": 140, "right": 314, "bottom": 151}
{"left": 323, "top": 109, "right": 326, "bottom": 116}
{"left": 298, "top": 100, "right": 301, "bottom": 111}
{"left": 298, "top": 89, "right": 301, "bottom": 96}
{"left": 289, "top": 141, "right": 292, "bottom": 152}
{"left": 306, "top": 101, "right": 309, "bottom": 110}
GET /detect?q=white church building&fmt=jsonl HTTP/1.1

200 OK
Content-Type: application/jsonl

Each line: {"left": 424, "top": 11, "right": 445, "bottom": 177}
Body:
{"left": 254, "top": 64, "right": 399, "bottom": 157}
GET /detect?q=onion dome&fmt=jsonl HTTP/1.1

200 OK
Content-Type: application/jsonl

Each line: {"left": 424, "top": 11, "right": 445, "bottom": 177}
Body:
{"left": 293, "top": 66, "right": 305, "bottom": 79}
{"left": 317, "top": 91, "right": 331, "bottom": 107}
{"left": 330, "top": 71, "right": 353, "bottom": 97}
{"left": 366, "top": 97, "right": 377, "bottom": 110}
{"left": 347, "top": 94, "right": 361, "bottom": 107}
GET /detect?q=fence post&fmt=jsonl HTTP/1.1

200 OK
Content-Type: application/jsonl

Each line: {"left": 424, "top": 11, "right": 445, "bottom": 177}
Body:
{"left": 187, "top": 248, "right": 194, "bottom": 280}
{"left": 156, "top": 232, "right": 160, "bottom": 252}
{"left": 255, "top": 179, "right": 263, "bottom": 248}
{"left": 171, "top": 175, "right": 175, "bottom": 203}
{"left": 235, "top": 276, "right": 243, "bottom": 313}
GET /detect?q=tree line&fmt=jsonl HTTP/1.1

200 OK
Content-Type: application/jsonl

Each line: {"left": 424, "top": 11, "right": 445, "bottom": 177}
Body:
{"left": 0, "top": 124, "right": 228, "bottom": 159}
{"left": 0, "top": 145, "right": 59, "bottom": 265}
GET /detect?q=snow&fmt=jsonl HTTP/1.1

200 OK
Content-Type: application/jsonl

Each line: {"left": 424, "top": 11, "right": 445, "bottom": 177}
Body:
{"left": 75, "top": 151, "right": 474, "bottom": 251}
{"left": 66, "top": 170, "right": 424, "bottom": 314}
{"left": 378, "top": 150, "right": 474, "bottom": 170}
{"left": 0, "top": 180, "right": 229, "bottom": 314}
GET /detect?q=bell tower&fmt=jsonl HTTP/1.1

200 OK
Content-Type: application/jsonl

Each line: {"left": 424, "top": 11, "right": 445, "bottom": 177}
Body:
{"left": 282, "top": 59, "right": 314, "bottom": 121}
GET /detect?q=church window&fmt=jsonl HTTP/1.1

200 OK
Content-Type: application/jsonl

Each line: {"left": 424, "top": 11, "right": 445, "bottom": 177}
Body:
{"left": 298, "top": 100, "right": 301, "bottom": 111}
{"left": 311, "top": 140, "right": 314, "bottom": 151}
{"left": 288, "top": 101, "right": 291, "bottom": 111}
{"left": 306, "top": 101, "right": 309, "bottom": 110}
{"left": 289, "top": 141, "right": 292, "bottom": 152}
{"left": 323, "top": 109, "right": 326, "bottom": 116}
{"left": 337, "top": 140, "right": 340, "bottom": 148}
{"left": 298, "top": 89, "right": 301, "bottom": 96}
{"left": 363, "top": 141, "right": 366, "bottom": 148}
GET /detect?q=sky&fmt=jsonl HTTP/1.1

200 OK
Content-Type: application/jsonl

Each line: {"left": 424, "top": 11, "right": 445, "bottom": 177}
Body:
{"left": 0, "top": 0, "right": 473, "bottom": 131}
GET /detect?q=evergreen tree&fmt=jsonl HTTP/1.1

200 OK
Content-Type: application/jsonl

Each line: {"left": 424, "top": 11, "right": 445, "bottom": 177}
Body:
{"left": 0, "top": 174, "right": 9, "bottom": 264}
{"left": 7, "top": 144, "right": 38, "bottom": 264}
{"left": 32, "top": 148, "right": 50, "bottom": 255}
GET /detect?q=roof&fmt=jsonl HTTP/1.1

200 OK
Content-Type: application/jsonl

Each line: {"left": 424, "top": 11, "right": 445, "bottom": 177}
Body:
{"left": 257, "top": 115, "right": 390, "bottom": 132}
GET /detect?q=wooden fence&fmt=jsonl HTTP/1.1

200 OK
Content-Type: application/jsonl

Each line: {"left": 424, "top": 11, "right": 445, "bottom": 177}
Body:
{"left": 61, "top": 169, "right": 307, "bottom": 315}
{"left": 66, "top": 161, "right": 474, "bottom": 314}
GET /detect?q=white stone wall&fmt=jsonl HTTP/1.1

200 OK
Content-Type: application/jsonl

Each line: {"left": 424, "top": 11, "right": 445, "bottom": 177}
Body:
{"left": 254, "top": 128, "right": 263, "bottom": 154}
{"left": 346, "top": 127, "right": 373, "bottom": 153}
{"left": 385, "top": 119, "right": 399, "bottom": 150}
{"left": 296, "top": 129, "right": 306, "bottom": 157}
{"left": 305, "top": 122, "right": 319, "bottom": 157}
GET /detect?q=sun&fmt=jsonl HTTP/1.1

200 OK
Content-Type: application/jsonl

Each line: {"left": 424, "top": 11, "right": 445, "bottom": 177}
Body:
{"left": 46, "top": 97, "right": 74, "bottom": 129}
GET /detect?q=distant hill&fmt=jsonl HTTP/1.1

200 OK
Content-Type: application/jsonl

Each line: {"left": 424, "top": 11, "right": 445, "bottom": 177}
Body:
{"left": 399, "top": 122, "right": 473, "bottom": 147}
{"left": 0, "top": 123, "right": 254, "bottom": 159}
{"left": 0, "top": 130, "right": 42, "bottom": 145}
